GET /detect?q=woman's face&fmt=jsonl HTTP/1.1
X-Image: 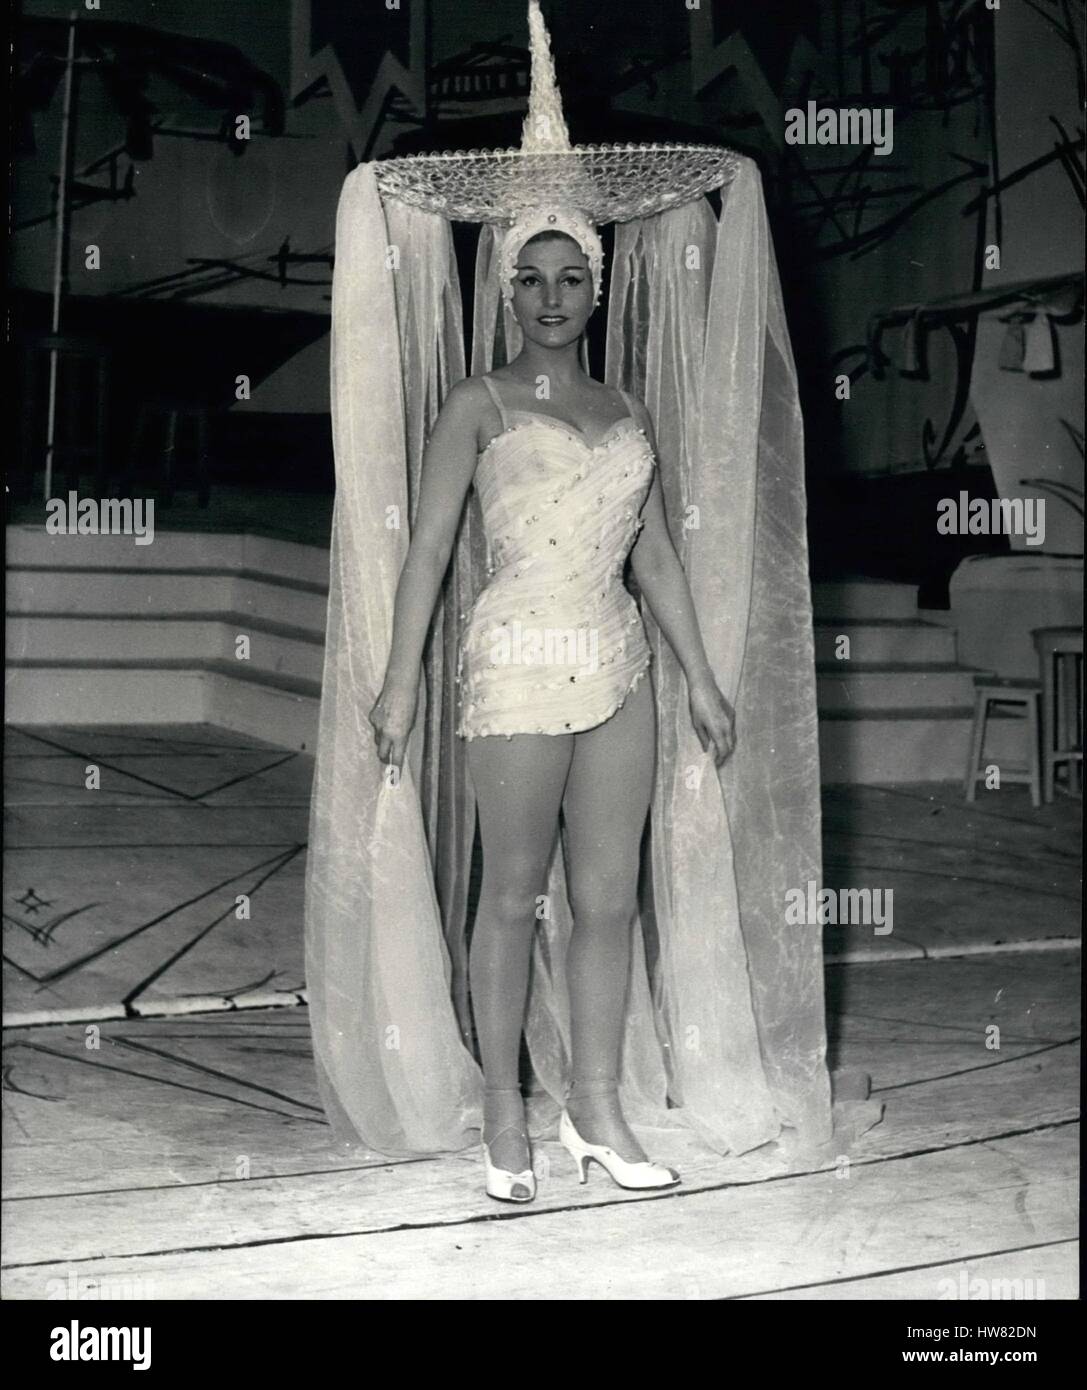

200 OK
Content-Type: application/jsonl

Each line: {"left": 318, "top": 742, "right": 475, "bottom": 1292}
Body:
{"left": 509, "top": 232, "right": 594, "bottom": 349}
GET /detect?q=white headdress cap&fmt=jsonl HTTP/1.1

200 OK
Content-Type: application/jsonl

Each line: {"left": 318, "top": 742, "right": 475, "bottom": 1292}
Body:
{"left": 498, "top": 206, "right": 604, "bottom": 307}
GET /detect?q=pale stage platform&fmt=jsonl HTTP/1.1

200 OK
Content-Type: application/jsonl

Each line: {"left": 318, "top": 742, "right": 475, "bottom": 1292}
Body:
{"left": 2, "top": 725, "right": 1079, "bottom": 1298}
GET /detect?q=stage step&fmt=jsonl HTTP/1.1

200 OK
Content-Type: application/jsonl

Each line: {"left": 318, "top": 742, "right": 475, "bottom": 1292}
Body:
{"left": 5, "top": 526, "right": 328, "bottom": 751}
{"left": 7, "top": 569, "right": 330, "bottom": 635}
{"left": 6, "top": 613, "right": 325, "bottom": 685}
{"left": 816, "top": 663, "right": 981, "bottom": 711}
{"left": 809, "top": 581, "right": 994, "bottom": 779}
{"left": 5, "top": 660, "right": 321, "bottom": 751}
{"left": 812, "top": 577, "right": 921, "bottom": 620}
{"left": 813, "top": 618, "right": 957, "bottom": 665}
{"left": 6, "top": 532, "right": 1001, "bottom": 781}
{"left": 819, "top": 705, "right": 1026, "bottom": 785}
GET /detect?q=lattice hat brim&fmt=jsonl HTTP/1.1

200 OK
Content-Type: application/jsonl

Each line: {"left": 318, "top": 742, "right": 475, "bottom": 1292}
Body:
{"left": 372, "top": 3, "right": 739, "bottom": 227}
{"left": 373, "top": 143, "right": 742, "bottom": 227}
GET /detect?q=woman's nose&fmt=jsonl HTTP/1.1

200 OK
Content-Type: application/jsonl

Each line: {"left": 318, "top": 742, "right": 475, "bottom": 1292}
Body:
{"left": 543, "top": 281, "right": 562, "bottom": 307}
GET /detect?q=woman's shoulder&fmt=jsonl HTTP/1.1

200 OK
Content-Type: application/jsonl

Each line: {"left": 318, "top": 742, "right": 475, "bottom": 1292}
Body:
{"left": 433, "top": 376, "right": 504, "bottom": 455}
{"left": 611, "top": 384, "right": 652, "bottom": 431}
{"left": 448, "top": 371, "right": 517, "bottom": 401}
{"left": 440, "top": 374, "right": 498, "bottom": 421}
{"left": 583, "top": 376, "right": 644, "bottom": 412}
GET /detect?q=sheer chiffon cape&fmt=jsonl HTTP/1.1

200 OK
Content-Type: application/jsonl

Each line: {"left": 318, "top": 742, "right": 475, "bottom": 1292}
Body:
{"left": 303, "top": 156, "right": 835, "bottom": 1159}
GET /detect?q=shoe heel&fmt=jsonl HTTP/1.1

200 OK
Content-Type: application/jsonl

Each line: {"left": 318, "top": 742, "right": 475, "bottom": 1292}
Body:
{"left": 559, "top": 1110, "right": 590, "bottom": 1183}
{"left": 559, "top": 1107, "right": 679, "bottom": 1192}
{"left": 562, "top": 1142, "right": 589, "bottom": 1184}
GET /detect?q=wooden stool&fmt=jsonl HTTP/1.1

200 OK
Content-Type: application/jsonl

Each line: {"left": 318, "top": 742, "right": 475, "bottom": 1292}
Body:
{"left": 18, "top": 331, "right": 112, "bottom": 500}
{"left": 964, "top": 676, "right": 1043, "bottom": 808}
{"left": 1032, "top": 626, "right": 1084, "bottom": 802}
{"left": 123, "top": 396, "right": 211, "bottom": 508}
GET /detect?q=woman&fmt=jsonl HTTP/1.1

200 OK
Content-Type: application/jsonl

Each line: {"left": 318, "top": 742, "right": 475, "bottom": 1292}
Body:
{"left": 307, "top": 0, "right": 841, "bottom": 1191}
{"left": 368, "top": 224, "right": 737, "bottom": 1202}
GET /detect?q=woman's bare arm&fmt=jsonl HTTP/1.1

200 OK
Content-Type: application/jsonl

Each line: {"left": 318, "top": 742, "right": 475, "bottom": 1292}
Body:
{"left": 370, "top": 378, "right": 484, "bottom": 767}
{"left": 628, "top": 403, "right": 736, "bottom": 765}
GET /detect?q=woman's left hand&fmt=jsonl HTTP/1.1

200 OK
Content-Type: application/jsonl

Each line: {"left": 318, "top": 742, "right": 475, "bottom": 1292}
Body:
{"left": 688, "top": 673, "right": 736, "bottom": 766}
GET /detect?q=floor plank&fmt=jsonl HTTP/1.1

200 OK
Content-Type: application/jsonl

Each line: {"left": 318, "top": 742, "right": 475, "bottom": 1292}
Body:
{"left": 2, "top": 954, "right": 1078, "bottom": 1277}
{"left": 753, "top": 1240, "right": 1076, "bottom": 1300}
{"left": 2, "top": 1127, "right": 1076, "bottom": 1300}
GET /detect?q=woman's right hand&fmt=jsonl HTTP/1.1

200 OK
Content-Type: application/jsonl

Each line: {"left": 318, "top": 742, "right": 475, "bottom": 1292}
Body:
{"left": 364, "top": 379, "right": 483, "bottom": 775}
{"left": 369, "top": 677, "right": 419, "bottom": 772}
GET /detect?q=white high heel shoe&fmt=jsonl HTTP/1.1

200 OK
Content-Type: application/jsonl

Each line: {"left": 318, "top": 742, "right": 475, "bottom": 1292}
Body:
{"left": 560, "top": 1108, "right": 680, "bottom": 1190}
{"left": 481, "top": 1088, "right": 536, "bottom": 1203}
{"left": 482, "top": 1128, "right": 536, "bottom": 1203}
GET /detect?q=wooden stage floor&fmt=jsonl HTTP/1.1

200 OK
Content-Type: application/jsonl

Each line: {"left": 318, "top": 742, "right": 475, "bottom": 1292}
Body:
{"left": 2, "top": 725, "right": 1080, "bottom": 1299}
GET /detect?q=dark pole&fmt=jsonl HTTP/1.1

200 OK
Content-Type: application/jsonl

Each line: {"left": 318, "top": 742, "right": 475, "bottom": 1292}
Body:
{"left": 44, "top": 10, "right": 80, "bottom": 499}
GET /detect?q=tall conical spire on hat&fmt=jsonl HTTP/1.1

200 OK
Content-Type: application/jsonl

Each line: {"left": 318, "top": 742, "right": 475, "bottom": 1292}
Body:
{"left": 520, "top": 1, "right": 572, "bottom": 153}
{"left": 499, "top": 0, "right": 602, "bottom": 309}
{"left": 371, "top": 0, "right": 740, "bottom": 224}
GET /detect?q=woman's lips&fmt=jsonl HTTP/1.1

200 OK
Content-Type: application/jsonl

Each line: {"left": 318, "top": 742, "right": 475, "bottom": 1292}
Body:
{"left": 538, "top": 316, "right": 568, "bottom": 325}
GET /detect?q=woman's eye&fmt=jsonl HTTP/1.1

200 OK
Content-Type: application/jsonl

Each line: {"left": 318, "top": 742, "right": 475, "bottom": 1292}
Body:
{"left": 562, "top": 276, "right": 584, "bottom": 287}
{"left": 519, "top": 275, "right": 539, "bottom": 287}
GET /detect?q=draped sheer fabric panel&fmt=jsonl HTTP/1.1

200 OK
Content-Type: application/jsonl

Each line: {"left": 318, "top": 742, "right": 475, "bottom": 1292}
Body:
{"left": 687, "top": 161, "right": 829, "bottom": 1147}
{"left": 606, "top": 159, "right": 829, "bottom": 1150}
{"left": 304, "top": 166, "right": 481, "bottom": 1157}
{"left": 720, "top": 173, "right": 831, "bottom": 1144}
{"left": 384, "top": 198, "right": 478, "bottom": 1050}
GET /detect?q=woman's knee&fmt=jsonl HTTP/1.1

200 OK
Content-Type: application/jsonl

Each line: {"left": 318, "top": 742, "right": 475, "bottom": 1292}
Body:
{"left": 479, "top": 863, "right": 549, "bottom": 927}
{"left": 568, "top": 880, "right": 638, "bottom": 933}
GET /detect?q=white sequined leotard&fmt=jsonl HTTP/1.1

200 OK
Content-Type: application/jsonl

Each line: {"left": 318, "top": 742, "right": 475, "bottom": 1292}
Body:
{"left": 456, "top": 376, "right": 656, "bottom": 740}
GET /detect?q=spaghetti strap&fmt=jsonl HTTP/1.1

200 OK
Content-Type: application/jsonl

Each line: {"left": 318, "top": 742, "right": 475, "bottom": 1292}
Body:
{"left": 617, "top": 386, "right": 636, "bottom": 418}
{"left": 480, "top": 374, "right": 508, "bottom": 428}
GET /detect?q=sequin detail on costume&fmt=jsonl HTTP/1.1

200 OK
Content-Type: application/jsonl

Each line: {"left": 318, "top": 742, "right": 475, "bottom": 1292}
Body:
{"left": 457, "top": 402, "right": 655, "bottom": 739}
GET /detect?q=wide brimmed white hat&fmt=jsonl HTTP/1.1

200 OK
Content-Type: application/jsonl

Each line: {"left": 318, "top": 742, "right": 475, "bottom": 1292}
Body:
{"left": 373, "top": 1, "right": 740, "bottom": 226}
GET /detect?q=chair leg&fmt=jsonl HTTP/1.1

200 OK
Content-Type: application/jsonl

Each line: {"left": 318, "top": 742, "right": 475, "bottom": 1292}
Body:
{"left": 965, "top": 692, "right": 987, "bottom": 801}
{"left": 1077, "top": 656, "right": 1085, "bottom": 794}
{"left": 1042, "top": 654, "right": 1057, "bottom": 803}
{"left": 1066, "top": 654, "right": 1083, "bottom": 795}
{"left": 1026, "top": 692, "right": 1042, "bottom": 809}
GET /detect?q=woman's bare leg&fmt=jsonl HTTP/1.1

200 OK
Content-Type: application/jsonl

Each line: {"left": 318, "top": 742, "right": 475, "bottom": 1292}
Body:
{"left": 467, "top": 731, "right": 573, "bottom": 1179}
{"left": 562, "top": 674, "right": 656, "bottom": 1159}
